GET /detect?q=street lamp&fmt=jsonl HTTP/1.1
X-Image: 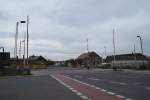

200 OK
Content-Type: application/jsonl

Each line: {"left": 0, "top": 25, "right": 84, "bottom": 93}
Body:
{"left": 22, "top": 40, "right": 25, "bottom": 67}
{"left": 137, "top": 35, "right": 144, "bottom": 66}
{"left": 137, "top": 36, "right": 143, "bottom": 55}
{"left": 19, "top": 40, "right": 25, "bottom": 58}
{"left": 14, "top": 22, "right": 19, "bottom": 58}
{"left": 20, "top": 16, "right": 30, "bottom": 74}
{"left": 104, "top": 46, "right": 107, "bottom": 58}
{"left": 113, "top": 29, "right": 116, "bottom": 67}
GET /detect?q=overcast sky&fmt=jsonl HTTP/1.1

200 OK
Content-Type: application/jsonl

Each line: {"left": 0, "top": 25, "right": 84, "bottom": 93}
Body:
{"left": 0, "top": 0, "right": 150, "bottom": 60}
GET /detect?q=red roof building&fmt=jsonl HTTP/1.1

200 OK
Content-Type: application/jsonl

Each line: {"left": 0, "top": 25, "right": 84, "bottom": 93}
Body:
{"left": 77, "top": 51, "right": 102, "bottom": 67}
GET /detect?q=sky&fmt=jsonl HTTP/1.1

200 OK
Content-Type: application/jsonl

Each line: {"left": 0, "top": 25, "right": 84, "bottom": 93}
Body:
{"left": 0, "top": 0, "right": 150, "bottom": 61}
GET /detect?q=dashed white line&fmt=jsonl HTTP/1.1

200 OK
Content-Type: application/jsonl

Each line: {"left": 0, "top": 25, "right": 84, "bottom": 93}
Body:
{"left": 125, "top": 98, "right": 133, "bottom": 100}
{"left": 101, "top": 89, "right": 107, "bottom": 92}
{"left": 51, "top": 75, "right": 132, "bottom": 100}
{"left": 80, "top": 95, "right": 88, "bottom": 99}
{"left": 111, "top": 81, "right": 127, "bottom": 85}
{"left": 50, "top": 75, "right": 91, "bottom": 100}
{"left": 116, "top": 95, "right": 125, "bottom": 99}
{"left": 146, "top": 87, "right": 150, "bottom": 90}
{"left": 95, "top": 87, "right": 102, "bottom": 90}
{"left": 76, "top": 92, "right": 83, "bottom": 96}
{"left": 72, "top": 89, "right": 78, "bottom": 93}
{"left": 107, "top": 92, "right": 115, "bottom": 95}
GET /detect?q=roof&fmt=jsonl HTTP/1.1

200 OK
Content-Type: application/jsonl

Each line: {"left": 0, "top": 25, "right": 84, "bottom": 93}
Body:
{"left": 77, "top": 51, "right": 101, "bottom": 60}
{"left": 106, "top": 53, "right": 147, "bottom": 61}
{"left": 28, "top": 55, "right": 47, "bottom": 61}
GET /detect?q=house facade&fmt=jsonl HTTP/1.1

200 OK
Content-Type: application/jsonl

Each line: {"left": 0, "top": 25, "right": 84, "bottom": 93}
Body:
{"left": 106, "top": 53, "right": 148, "bottom": 68}
{"left": 28, "top": 55, "right": 48, "bottom": 69}
{"left": 0, "top": 52, "right": 10, "bottom": 68}
{"left": 76, "top": 51, "right": 102, "bottom": 67}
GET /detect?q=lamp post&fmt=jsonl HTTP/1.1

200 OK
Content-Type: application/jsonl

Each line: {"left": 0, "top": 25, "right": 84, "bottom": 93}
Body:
{"left": 20, "top": 16, "right": 30, "bottom": 74}
{"left": 137, "top": 35, "right": 144, "bottom": 67}
{"left": 22, "top": 40, "right": 25, "bottom": 67}
{"left": 15, "top": 22, "right": 19, "bottom": 58}
{"left": 19, "top": 41, "right": 22, "bottom": 58}
{"left": 113, "top": 29, "right": 116, "bottom": 68}
{"left": 137, "top": 36, "right": 143, "bottom": 55}
{"left": 19, "top": 40, "right": 25, "bottom": 58}
{"left": 104, "top": 46, "right": 107, "bottom": 58}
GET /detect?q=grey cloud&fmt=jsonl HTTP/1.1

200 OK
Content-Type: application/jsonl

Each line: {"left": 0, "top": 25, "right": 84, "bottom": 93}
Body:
{"left": 0, "top": 0, "right": 150, "bottom": 60}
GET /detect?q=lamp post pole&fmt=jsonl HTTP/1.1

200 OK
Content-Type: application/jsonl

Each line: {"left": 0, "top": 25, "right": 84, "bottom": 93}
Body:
{"left": 22, "top": 40, "right": 25, "bottom": 67}
{"left": 20, "top": 15, "right": 30, "bottom": 74}
{"left": 15, "top": 22, "right": 19, "bottom": 58}
{"left": 137, "top": 36, "right": 144, "bottom": 67}
{"left": 104, "top": 46, "right": 107, "bottom": 58}
{"left": 19, "top": 41, "right": 22, "bottom": 58}
{"left": 27, "top": 15, "right": 29, "bottom": 68}
{"left": 113, "top": 29, "right": 116, "bottom": 67}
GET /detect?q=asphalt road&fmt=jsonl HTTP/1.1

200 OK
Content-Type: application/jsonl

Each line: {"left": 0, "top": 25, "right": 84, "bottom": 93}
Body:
{"left": 58, "top": 68, "right": 150, "bottom": 100}
{"left": 0, "top": 67, "right": 150, "bottom": 100}
{"left": 0, "top": 75, "right": 83, "bottom": 100}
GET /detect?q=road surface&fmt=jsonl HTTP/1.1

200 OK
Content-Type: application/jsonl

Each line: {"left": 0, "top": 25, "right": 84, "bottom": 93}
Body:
{"left": 0, "top": 67, "right": 150, "bottom": 100}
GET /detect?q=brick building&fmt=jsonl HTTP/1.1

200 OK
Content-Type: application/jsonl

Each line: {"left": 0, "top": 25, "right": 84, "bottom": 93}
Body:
{"left": 76, "top": 51, "right": 102, "bottom": 67}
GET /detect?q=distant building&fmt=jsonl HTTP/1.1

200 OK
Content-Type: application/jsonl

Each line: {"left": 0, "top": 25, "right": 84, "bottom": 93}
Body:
{"left": 28, "top": 55, "right": 48, "bottom": 69}
{"left": 106, "top": 53, "right": 148, "bottom": 67}
{"left": 0, "top": 52, "right": 10, "bottom": 68}
{"left": 76, "top": 51, "right": 102, "bottom": 67}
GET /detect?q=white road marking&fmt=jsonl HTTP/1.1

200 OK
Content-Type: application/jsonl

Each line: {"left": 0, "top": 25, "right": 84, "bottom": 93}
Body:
{"left": 107, "top": 92, "right": 115, "bottom": 95}
{"left": 51, "top": 75, "right": 132, "bottom": 100}
{"left": 146, "top": 87, "right": 150, "bottom": 90}
{"left": 116, "top": 95, "right": 125, "bottom": 99}
{"left": 101, "top": 89, "right": 107, "bottom": 92}
{"left": 111, "top": 81, "right": 127, "bottom": 85}
{"left": 80, "top": 95, "right": 88, "bottom": 99}
{"left": 50, "top": 75, "right": 91, "bottom": 100}
{"left": 95, "top": 87, "right": 102, "bottom": 90}
{"left": 69, "top": 87, "right": 74, "bottom": 90}
{"left": 76, "top": 92, "right": 82, "bottom": 96}
{"left": 125, "top": 98, "right": 133, "bottom": 100}
{"left": 72, "top": 89, "right": 78, "bottom": 93}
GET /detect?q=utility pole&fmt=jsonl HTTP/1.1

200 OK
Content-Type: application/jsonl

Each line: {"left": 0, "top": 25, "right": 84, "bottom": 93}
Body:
{"left": 86, "top": 38, "right": 90, "bottom": 69}
{"left": 19, "top": 41, "right": 22, "bottom": 58}
{"left": 27, "top": 15, "right": 29, "bottom": 67}
{"left": 22, "top": 40, "right": 25, "bottom": 67}
{"left": 113, "top": 29, "right": 116, "bottom": 65}
{"left": 23, "top": 33, "right": 26, "bottom": 67}
{"left": 104, "top": 46, "right": 107, "bottom": 58}
{"left": 137, "top": 35, "right": 144, "bottom": 67}
{"left": 15, "top": 22, "right": 19, "bottom": 58}
{"left": 26, "top": 15, "right": 31, "bottom": 74}
{"left": 86, "top": 38, "right": 89, "bottom": 53}
{"left": 134, "top": 44, "right": 136, "bottom": 61}
{"left": 20, "top": 15, "right": 30, "bottom": 74}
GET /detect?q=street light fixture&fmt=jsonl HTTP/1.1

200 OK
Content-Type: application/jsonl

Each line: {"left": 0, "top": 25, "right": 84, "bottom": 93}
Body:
{"left": 137, "top": 35, "right": 144, "bottom": 66}
{"left": 137, "top": 36, "right": 143, "bottom": 55}
{"left": 21, "top": 16, "right": 30, "bottom": 74}
{"left": 22, "top": 40, "right": 25, "bottom": 67}
{"left": 14, "top": 22, "right": 19, "bottom": 58}
{"left": 113, "top": 29, "right": 116, "bottom": 67}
